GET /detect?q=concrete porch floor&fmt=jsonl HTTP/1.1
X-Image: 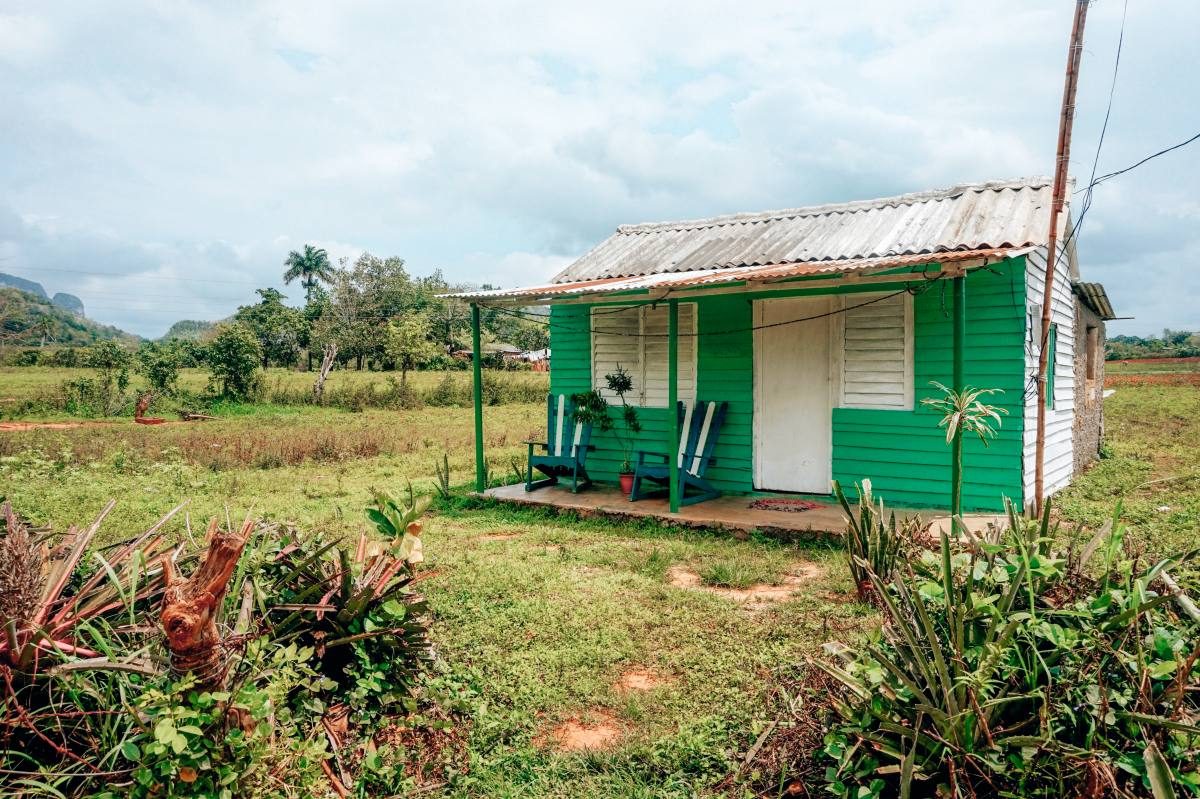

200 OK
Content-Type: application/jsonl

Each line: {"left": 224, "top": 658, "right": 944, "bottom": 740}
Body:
{"left": 482, "top": 483, "right": 1003, "bottom": 541}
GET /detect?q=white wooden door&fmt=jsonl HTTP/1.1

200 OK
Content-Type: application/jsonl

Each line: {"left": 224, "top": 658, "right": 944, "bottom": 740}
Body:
{"left": 753, "top": 296, "right": 832, "bottom": 493}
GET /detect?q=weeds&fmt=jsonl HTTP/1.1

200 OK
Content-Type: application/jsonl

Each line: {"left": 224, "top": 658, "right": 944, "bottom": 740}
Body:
{"left": 434, "top": 452, "right": 452, "bottom": 499}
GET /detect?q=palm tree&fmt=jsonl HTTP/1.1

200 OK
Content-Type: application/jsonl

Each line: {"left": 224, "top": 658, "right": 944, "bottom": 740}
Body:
{"left": 34, "top": 315, "right": 53, "bottom": 347}
{"left": 283, "top": 245, "right": 334, "bottom": 304}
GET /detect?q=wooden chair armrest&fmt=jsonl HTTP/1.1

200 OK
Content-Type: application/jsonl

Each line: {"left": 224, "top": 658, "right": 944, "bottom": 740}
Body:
{"left": 636, "top": 451, "right": 670, "bottom": 462}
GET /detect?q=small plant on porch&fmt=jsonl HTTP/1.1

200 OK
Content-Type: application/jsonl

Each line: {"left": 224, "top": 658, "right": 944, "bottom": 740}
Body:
{"left": 572, "top": 366, "right": 642, "bottom": 490}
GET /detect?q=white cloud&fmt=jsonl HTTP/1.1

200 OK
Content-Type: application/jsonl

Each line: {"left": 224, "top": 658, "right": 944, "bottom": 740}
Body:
{"left": 0, "top": 0, "right": 1195, "bottom": 337}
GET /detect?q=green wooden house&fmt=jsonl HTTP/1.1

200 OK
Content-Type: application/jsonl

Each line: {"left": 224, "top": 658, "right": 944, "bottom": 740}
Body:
{"left": 456, "top": 178, "right": 1116, "bottom": 513}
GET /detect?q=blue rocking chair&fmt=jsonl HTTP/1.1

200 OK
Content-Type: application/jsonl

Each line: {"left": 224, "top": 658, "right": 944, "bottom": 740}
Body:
{"left": 629, "top": 400, "right": 728, "bottom": 507}
{"left": 525, "top": 393, "right": 595, "bottom": 493}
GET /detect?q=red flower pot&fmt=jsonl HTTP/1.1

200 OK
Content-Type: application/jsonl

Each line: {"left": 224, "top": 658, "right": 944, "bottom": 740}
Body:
{"left": 619, "top": 472, "right": 634, "bottom": 496}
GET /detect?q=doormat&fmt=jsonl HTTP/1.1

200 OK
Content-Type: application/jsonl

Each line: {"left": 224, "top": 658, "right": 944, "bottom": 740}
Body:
{"left": 748, "top": 498, "right": 825, "bottom": 513}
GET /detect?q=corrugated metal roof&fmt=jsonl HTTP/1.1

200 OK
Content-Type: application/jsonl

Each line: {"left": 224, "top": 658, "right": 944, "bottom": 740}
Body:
{"left": 1073, "top": 281, "right": 1116, "bottom": 320}
{"left": 451, "top": 247, "right": 1028, "bottom": 302}
{"left": 553, "top": 177, "right": 1061, "bottom": 284}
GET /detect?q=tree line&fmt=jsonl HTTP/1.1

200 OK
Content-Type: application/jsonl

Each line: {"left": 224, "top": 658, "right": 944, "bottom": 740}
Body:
{"left": 1106, "top": 328, "right": 1200, "bottom": 360}
{"left": 228, "top": 247, "right": 546, "bottom": 378}
{"left": 5, "top": 247, "right": 550, "bottom": 402}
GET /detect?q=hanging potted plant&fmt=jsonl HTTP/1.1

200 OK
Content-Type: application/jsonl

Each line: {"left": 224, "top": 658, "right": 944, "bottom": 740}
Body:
{"left": 573, "top": 366, "right": 642, "bottom": 495}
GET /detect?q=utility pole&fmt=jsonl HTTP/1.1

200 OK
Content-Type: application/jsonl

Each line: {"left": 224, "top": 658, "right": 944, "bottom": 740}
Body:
{"left": 1035, "top": 0, "right": 1089, "bottom": 515}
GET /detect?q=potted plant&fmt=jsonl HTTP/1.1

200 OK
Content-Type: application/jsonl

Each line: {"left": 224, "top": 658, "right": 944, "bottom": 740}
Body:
{"left": 573, "top": 366, "right": 642, "bottom": 495}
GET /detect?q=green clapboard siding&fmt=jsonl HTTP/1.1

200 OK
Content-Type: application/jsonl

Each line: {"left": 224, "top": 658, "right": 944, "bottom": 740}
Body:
{"left": 547, "top": 258, "right": 1027, "bottom": 511}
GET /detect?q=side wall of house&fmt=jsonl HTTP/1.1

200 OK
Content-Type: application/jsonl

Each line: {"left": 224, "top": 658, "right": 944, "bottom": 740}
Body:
{"left": 1073, "top": 301, "right": 1105, "bottom": 474}
{"left": 548, "top": 256, "right": 1028, "bottom": 511}
{"left": 1023, "top": 246, "right": 1076, "bottom": 502}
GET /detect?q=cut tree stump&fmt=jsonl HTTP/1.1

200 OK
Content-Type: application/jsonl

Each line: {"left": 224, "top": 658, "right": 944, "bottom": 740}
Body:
{"left": 160, "top": 518, "right": 252, "bottom": 689}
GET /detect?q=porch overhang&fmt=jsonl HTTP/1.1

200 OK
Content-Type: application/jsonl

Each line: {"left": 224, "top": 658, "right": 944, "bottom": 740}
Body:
{"left": 444, "top": 246, "right": 1033, "bottom": 307}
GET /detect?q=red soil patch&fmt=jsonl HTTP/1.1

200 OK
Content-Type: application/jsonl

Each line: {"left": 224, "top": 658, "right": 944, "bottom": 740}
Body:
{"left": 1105, "top": 373, "right": 1200, "bottom": 387}
{"left": 1109, "top": 356, "right": 1200, "bottom": 365}
{"left": 615, "top": 667, "right": 670, "bottom": 692}
{"left": 666, "top": 563, "right": 826, "bottom": 612}
{"left": 0, "top": 421, "right": 92, "bottom": 431}
{"left": 547, "top": 711, "right": 622, "bottom": 751}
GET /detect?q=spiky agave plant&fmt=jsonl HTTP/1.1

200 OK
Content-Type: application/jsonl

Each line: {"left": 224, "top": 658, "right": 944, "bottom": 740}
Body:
{"left": 0, "top": 500, "right": 181, "bottom": 672}
{"left": 0, "top": 501, "right": 182, "bottom": 786}
{"left": 832, "top": 480, "right": 917, "bottom": 604}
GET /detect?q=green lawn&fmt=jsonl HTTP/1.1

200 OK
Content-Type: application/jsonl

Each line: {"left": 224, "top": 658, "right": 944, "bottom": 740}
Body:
{"left": 0, "top": 380, "right": 1194, "bottom": 796}
{"left": 1057, "top": 384, "right": 1200, "bottom": 555}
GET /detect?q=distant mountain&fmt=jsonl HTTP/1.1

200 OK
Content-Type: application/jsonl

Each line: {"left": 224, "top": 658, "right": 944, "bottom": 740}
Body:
{"left": 160, "top": 319, "right": 216, "bottom": 341}
{"left": 0, "top": 272, "right": 49, "bottom": 300}
{"left": 0, "top": 287, "right": 137, "bottom": 347}
{"left": 0, "top": 273, "right": 86, "bottom": 317}
{"left": 52, "top": 292, "right": 85, "bottom": 316}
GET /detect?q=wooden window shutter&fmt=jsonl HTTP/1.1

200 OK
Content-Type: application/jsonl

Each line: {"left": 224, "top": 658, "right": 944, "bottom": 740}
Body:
{"left": 591, "top": 307, "right": 640, "bottom": 401}
{"left": 839, "top": 293, "right": 912, "bottom": 409}
{"left": 641, "top": 304, "right": 696, "bottom": 407}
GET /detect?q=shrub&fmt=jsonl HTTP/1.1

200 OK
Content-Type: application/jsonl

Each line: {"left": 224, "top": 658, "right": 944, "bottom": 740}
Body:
{"left": 205, "top": 323, "right": 263, "bottom": 400}
{"left": 425, "top": 373, "right": 465, "bottom": 407}
{"left": 84, "top": 340, "right": 133, "bottom": 414}
{"left": 817, "top": 500, "right": 1200, "bottom": 798}
{"left": 2, "top": 499, "right": 441, "bottom": 797}
{"left": 136, "top": 341, "right": 186, "bottom": 395}
{"left": 246, "top": 521, "right": 431, "bottom": 719}
{"left": 48, "top": 347, "right": 81, "bottom": 367}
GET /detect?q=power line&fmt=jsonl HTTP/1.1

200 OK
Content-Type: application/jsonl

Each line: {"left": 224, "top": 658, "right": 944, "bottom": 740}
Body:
{"left": 1085, "top": 129, "right": 1200, "bottom": 190}
{"left": 1069, "top": 0, "right": 1127, "bottom": 251}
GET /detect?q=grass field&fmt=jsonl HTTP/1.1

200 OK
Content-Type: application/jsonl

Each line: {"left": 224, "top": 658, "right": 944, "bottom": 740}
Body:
{"left": 1, "top": 367, "right": 1196, "bottom": 796}
{"left": 0, "top": 366, "right": 550, "bottom": 418}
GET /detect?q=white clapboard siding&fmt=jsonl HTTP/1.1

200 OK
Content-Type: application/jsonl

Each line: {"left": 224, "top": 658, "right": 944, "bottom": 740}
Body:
{"left": 642, "top": 303, "right": 696, "bottom": 406}
{"left": 591, "top": 304, "right": 696, "bottom": 407}
{"left": 591, "top": 306, "right": 640, "bottom": 401}
{"left": 1023, "top": 246, "right": 1076, "bottom": 502}
{"left": 840, "top": 294, "right": 913, "bottom": 409}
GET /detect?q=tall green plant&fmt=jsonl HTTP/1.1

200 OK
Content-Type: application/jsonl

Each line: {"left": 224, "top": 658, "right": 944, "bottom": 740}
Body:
{"left": 921, "top": 382, "right": 1006, "bottom": 518}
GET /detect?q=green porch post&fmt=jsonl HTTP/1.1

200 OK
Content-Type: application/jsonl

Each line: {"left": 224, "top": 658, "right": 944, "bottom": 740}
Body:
{"left": 668, "top": 300, "right": 680, "bottom": 513}
{"left": 951, "top": 275, "right": 966, "bottom": 520}
{"left": 471, "top": 303, "right": 485, "bottom": 493}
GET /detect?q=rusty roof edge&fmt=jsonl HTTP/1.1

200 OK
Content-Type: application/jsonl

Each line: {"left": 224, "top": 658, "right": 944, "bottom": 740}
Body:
{"left": 440, "top": 247, "right": 1031, "bottom": 303}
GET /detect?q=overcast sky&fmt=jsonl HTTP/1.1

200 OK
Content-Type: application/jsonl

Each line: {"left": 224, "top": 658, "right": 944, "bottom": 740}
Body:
{"left": 2, "top": 1, "right": 1196, "bottom": 338}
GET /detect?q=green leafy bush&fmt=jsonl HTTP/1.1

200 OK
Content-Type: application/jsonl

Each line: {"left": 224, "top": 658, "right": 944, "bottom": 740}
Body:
{"left": 205, "top": 323, "right": 263, "bottom": 400}
{"left": 818, "top": 500, "right": 1200, "bottom": 798}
